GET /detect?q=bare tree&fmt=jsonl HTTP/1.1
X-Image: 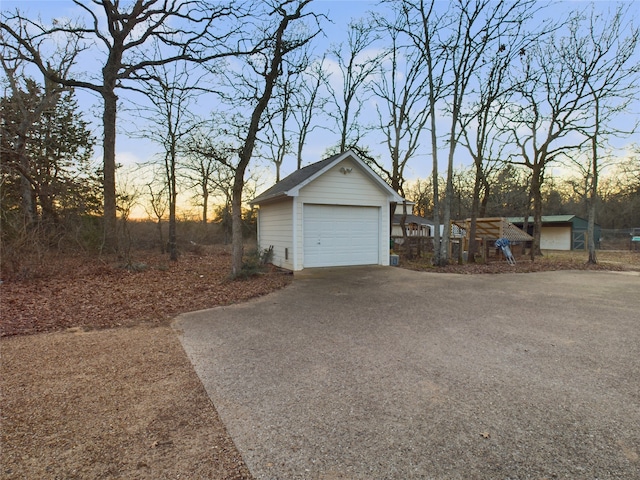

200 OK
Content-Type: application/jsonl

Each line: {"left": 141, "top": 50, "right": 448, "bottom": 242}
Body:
{"left": 393, "top": 0, "right": 535, "bottom": 264}
{"left": 369, "top": 7, "right": 431, "bottom": 197}
{"left": 265, "top": 71, "right": 294, "bottom": 183}
{"left": 143, "top": 177, "right": 168, "bottom": 253}
{"left": 1, "top": 0, "right": 250, "bottom": 251}
{"left": 432, "top": 0, "right": 537, "bottom": 265}
{"left": 505, "top": 6, "right": 637, "bottom": 260}
{"left": 563, "top": 5, "right": 639, "bottom": 263}
{"left": 115, "top": 172, "right": 141, "bottom": 266}
{"left": 291, "top": 57, "right": 328, "bottom": 169}
{"left": 404, "top": 178, "right": 435, "bottom": 218}
{"left": 457, "top": 19, "right": 534, "bottom": 262}
{"left": 131, "top": 56, "right": 202, "bottom": 260}
{"left": 605, "top": 150, "right": 640, "bottom": 229}
{"left": 220, "top": 0, "right": 323, "bottom": 275}
{"left": 182, "top": 135, "right": 235, "bottom": 226}
{"left": 325, "top": 18, "right": 383, "bottom": 153}
{"left": 391, "top": 0, "right": 450, "bottom": 265}
{"left": 265, "top": 51, "right": 329, "bottom": 177}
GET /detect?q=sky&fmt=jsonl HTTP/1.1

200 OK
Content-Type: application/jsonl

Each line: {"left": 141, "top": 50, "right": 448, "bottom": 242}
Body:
{"left": 2, "top": 1, "right": 384, "bottom": 181}
{"left": 2, "top": 0, "right": 639, "bottom": 216}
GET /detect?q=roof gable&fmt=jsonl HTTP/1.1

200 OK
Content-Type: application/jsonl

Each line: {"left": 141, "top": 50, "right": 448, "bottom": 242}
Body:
{"left": 252, "top": 150, "right": 403, "bottom": 205}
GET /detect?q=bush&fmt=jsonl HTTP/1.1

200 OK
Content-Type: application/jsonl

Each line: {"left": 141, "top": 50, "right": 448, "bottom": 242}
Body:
{"left": 237, "top": 246, "right": 274, "bottom": 278}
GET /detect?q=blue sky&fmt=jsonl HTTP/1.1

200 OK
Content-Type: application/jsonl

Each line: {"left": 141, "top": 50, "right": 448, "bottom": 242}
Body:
{"left": 2, "top": 0, "right": 639, "bottom": 212}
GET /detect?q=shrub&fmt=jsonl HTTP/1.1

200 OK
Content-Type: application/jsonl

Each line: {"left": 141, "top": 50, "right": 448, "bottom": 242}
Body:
{"left": 237, "top": 246, "right": 274, "bottom": 278}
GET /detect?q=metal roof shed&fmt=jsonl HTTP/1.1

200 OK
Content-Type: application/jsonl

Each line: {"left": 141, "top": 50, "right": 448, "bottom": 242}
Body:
{"left": 507, "top": 215, "right": 601, "bottom": 251}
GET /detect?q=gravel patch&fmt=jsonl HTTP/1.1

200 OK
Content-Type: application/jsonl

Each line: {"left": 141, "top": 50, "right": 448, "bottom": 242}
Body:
{"left": 175, "top": 268, "right": 640, "bottom": 479}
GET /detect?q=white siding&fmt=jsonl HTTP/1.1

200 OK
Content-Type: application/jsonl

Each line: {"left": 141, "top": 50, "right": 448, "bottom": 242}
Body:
{"left": 540, "top": 226, "right": 572, "bottom": 250}
{"left": 299, "top": 159, "right": 390, "bottom": 206}
{"left": 294, "top": 159, "right": 391, "bottom": 269}
{"left": 257, "top": 199, "right": 294, "bottom": 270}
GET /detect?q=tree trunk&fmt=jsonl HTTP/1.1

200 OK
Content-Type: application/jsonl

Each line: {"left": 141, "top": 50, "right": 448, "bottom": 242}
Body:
{"left": 297, "top": 143, "right": 303, "bottom": 170}
{"left": 102, "top": 90, "right": 118, "bottom": 252}
{"left": 231, "top": 177, "right": 244, "bottom": 275}
{"left": 587, "top": 192, "right": 597, "bottom": 263}
{"left": 339, "top": 105, "right": 349, "bottom": 153}
{"left": 467, "top": 169, "right": 483, "bottom": 263}
{"left": 429, "top": 118, "right": 441, "bottom": 266}
{"left": 440, "top": 130, "right": 456, "bottom": 266}
{"left": 19, "top": 153, "right": 35, "bottom": 225}
{"left": 522, "top": 190, "right": 533, "bottom": 256}
{"left": 157, "top": 219, "right": 165, "bottom": 254}
{"left": 401, "top": 200, "right": 410, "bottom": 259}
{"left": 168, "top": 194, "right": 177, "bottom": 261}
{"left": 529, "top": 168, "right": 544, "bottom": 260}
{"left": 479, "top": 175, "right": 490, "bottom": 218}
{"left": 587, "top": 96, "right": 599, "bottom": 264}
{"left": 168, "top": 146, "right": 178, "bottom": 261}
{"left": 202, "top": 187, "right": 209, "bottom": 225}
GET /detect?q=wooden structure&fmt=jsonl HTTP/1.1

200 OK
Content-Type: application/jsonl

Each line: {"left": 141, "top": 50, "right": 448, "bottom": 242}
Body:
{"left": 450, "top": 217, "right": 533, "bottom": 262}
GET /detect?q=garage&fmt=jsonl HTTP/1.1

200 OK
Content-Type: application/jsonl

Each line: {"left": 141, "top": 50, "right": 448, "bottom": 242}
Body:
{"left": 251, "top": 150, "right": 404, "bottom": 271}
{"left": 303, "top": 205, "right": 379, "bottom": 267}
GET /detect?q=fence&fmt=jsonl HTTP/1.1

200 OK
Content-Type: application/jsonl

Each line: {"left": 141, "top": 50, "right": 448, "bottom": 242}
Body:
{"left": 391, "top": 236, "right": 434, "bottom": 258}
{"left": 599, "top": 228, "right": 640, "bottom": 251}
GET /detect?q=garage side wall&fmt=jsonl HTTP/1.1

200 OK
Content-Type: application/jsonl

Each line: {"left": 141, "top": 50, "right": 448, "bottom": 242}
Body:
{"left": 294, "top": 159, "right": 391, "bottom": 269}
{"left": 257, "top": 198, "right": 294, "bottom": 270}
{"left": 540, "top": 225, "right": 572, "bottom": 250}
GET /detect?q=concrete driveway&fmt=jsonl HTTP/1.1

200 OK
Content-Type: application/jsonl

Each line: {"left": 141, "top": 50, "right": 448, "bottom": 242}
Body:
{"left": 174, "top": 267, "right": 640, "bottom": 479}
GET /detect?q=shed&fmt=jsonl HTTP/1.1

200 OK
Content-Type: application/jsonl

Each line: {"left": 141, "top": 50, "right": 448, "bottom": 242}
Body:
{"left": 507, "top": 215, "right": 601, "bottom": 251}
{"left": 391, "top": 203, "right": 435, "bottom": 237}
{"left": 451, "top": 217, "right": 533, "bottom": 261}
{"left": 251, "top": 150, "right": 404, "bottom": 271}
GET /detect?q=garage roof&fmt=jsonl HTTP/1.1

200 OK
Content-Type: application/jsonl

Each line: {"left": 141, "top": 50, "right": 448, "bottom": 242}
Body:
{"left": 251, "top": 150, "right": 403, "bottom": 205}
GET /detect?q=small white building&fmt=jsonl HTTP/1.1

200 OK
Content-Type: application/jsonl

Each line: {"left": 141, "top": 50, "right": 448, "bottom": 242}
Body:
{"left": 251, "top": 150, "right": 403, "bottom": 271}
{"left": 391, "top": 202, "right": 435, "bottom": 238}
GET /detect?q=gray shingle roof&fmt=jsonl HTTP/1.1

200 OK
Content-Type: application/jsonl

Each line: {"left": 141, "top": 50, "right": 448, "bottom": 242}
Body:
{"left": 251, "top": 153, "right": 343, "bottom": 205}
{"left": 393, "top": 214, "right": 434, "bottom": 226}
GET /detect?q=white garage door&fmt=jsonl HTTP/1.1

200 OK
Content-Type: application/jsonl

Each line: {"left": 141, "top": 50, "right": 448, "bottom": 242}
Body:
{"left": 304, "top": 204, "right": 379, "bottom": 268}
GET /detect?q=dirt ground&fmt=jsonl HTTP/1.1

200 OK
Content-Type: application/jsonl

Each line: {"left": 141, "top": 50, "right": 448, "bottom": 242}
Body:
{"left": 1, "top": 247, "right": 290, "bottom": 480}
{"left": 1, "top": 325, "right": 252, "bottom": 479}
{"left": 1, "top": 247, "right": 638, "bottom": 479}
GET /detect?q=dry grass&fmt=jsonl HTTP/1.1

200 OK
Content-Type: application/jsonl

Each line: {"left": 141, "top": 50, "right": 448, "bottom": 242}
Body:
{"left": 401, "top": 249, "right": 640, "bottom": 274}
{"left": 542, "top": 249, "right": 640, "bottom": 268}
